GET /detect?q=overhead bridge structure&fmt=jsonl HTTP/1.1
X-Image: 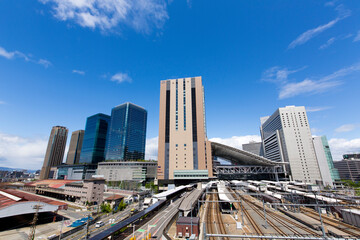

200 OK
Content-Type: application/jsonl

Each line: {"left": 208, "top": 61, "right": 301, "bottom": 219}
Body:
{"left": 209, "top": 141, "right": 286, "bottom": 180}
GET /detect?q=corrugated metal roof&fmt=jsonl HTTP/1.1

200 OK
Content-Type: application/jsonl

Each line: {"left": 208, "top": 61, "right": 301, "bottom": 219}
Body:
{"left": 0, "top": 189, "right": 67, "bottom": 209}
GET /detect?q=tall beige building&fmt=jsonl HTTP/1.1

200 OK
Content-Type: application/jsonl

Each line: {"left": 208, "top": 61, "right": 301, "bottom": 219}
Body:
{"left": 157, "top": 77, "right": 212, "bottom": 181}
{"left": 40, "top": 126, "right": 68, "bottom": 179}
{"left": 66, "top": 130, "right": 84, "bottom": 165}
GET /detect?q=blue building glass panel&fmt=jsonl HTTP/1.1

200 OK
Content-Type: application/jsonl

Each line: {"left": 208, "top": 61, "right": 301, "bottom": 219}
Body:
{"left": 79, "top": 113, "right": 110, "bottom": 164}
{"left": 105, "top": 103, "right": 147, "bottom": 161}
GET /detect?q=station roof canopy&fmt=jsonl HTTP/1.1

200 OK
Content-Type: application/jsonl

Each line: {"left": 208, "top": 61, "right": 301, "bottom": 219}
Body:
{"left": 210, "top": 141, "right": 284, "bottom": 166}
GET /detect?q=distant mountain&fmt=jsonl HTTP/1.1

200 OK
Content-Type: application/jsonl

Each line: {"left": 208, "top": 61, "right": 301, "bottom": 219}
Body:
{"left": 0, "top": 167, "right": 38, "bottom": 173}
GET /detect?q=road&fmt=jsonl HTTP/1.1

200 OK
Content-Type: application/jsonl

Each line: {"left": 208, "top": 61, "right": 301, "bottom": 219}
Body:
{"left": 64, "top": 203, "right": 139, "bottom": 240}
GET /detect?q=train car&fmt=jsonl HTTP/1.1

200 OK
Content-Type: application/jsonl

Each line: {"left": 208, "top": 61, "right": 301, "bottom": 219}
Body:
{"left": 262, "top": 194, "right": 281, "bottom": 204}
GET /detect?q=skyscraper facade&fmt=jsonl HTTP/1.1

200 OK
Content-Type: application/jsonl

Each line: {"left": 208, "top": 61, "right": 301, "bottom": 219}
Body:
{"left": 66, "top": 130, "right": 85, "bottom": 165}
{"left": 334, "top": 155, "right": 360, "bottom": 182}
{"left": 242, "top": 142, "right": 264, "bottom": 156}
{"left": 79, "top": 113, "right": 110, "bottom": 164}
{"left": 105, "top": 102, "right": 147, "bottom": 161}
{"left": 40, "top": 126, "right": 68, "bottom": 179}
{"left": 313, "top": 136, "right": 340, "bottom": 186}
{"left": 157, "top": 77, "right": 213, "bottom": 181}
{"left": 260, "top": 106, "right": 322, "bottom": 183}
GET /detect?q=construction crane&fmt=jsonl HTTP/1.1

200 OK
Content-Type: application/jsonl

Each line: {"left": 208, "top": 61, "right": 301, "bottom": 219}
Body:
{"left": 28, "top": 202, "right": 43, "bottom": 240}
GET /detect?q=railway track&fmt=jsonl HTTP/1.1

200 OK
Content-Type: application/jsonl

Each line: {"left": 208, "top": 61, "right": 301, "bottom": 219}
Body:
{"left": 229, "top": 191, "right": 264, "bottom": 237}
{"left": 206, "top": 190, "right": 228, "bottom": 240}
{"left": 233, "top": 190, "right": 320, "bottom": 237}
{"left": 301, "top": 207, "right": 360, "bottom": 238}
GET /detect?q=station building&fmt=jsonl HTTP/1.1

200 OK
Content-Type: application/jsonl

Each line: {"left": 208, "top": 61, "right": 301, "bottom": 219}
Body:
{"left": 23, "top": 178, "right": 105, "bottom": 205}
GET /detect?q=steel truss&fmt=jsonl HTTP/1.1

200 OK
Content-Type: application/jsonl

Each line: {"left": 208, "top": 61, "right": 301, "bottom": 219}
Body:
{"left": 214, "top": 165, "right": 284, "bottom": 175}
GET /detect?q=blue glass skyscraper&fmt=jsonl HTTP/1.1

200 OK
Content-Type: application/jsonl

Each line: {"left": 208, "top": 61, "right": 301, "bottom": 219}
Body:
{"left": 79, "top": 113, "right": 111, "bottom": 164}
{"left": 105, "top": 102, "right": 147, "bottom": 161}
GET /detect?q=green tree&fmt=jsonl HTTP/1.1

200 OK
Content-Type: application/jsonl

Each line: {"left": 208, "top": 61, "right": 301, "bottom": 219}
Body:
{"left": 117, "top": 200, "right": 127, "bottom": 211}
{"left": 100, "top": 203, "right": 112, "bottom": 213}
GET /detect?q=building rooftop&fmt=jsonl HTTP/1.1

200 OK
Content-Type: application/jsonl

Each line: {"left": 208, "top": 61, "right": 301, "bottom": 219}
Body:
{"left": 177, "top": 216, "right": 200, "bottom": 225}
{"left": 25, "top": 179, "right": 79, "bottom": 189}
{"left": 0, "top": 188, "right": 66, "bottom": 210}
{"left": 105, "top": 194, "right": 124, "bottom": 201}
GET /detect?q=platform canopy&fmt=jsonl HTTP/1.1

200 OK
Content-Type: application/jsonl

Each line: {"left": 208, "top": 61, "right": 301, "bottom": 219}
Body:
{"left": 210, "top": 141, "right": 284, "bottom": 166}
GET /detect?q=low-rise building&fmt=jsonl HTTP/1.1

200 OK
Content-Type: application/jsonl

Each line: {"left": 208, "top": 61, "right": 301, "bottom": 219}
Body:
{"left": 97, "top": 161, "right": 156, "bottom": 182}
{"left": 24, "top": 178, "right": 105, "bottom": 205}
{"left": 104, "top": 194, "right": 125, "bottom": 209}
{"left": 176, "top": 217, "right": 199, "bottom": 238}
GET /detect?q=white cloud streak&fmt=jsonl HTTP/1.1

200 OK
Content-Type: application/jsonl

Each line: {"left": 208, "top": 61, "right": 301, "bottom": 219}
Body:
{"left": 40, "top": 0, "right": 169, "bottom": 33}
{"left": 263, "top": 62, "right": 360, "bottom": 99}
{"left": 0, "top": 133, "right": 48, "bottom": 170}
{"left": 354, "top": 30, "right": 360, "bottom": 42}
{"left": 111, "top": 72, "right": 132, "bottom": 83}
{"left": 329, "top": 138, "right": 360, "bottom": 161}
{"left": 0, "top": 101, "right": 5, "bottom": 105}
{"left": 73, "top": 69, "right": 85, "bottom": 75}
{"left": 261, "top": 66, "right": 306, "bottom": 84}
{"left": 288, "top": 5, "right": 351, "bottom": 49}
{"left": 0, "top": 46, "right": 51, "bottom": 68}
{"left": 145, "top": 137, "right": 158, "bottom": 160}
{"left": 319, "top": 37, "right": 335, "bottom": 49}
{"left": 279, "top": 79, "right": 341, "bottom": 99}
{"left": 335, "top": 124, "right": 357, "bottom": 133}
{"left": 306, "top": 106, "right": 332, "bottom": 112}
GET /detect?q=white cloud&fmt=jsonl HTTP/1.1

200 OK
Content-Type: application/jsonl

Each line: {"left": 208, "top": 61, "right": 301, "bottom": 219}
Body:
{"left": 73, "top": 69, "right": 85, "bottom": 75}
{"left": 329, "top": 138, "right": 360, "bottom": 161}
{"left": 0, "top": 45, "right": 51, "bottom": 67}
{"left": 265, "top": 62, "right": 360, "bottom": 99}
{"left": 38, "top": 59, "right": 52, "bottom": 68}
{"left": 325, "top": 0, "right": 338, "bottom": 7}
{"left": 0, "top": 101, "right": 5, "bottom": 105}
{"left": 111, "top": 72, "right": 132, "bottom": 83}
{"left": 311, "top": 128, "right": 322, "bottom": 134}
{"left": 209, "top": 135, "right": 261, "bottom": 150}
{"left": 319, "top": 37, "right": 335, "bottom": 49}
{"left": 335, "top": 124, "right": 356, "bottom": 133}
{"left": 40, "top": 0, "right": 169, "bottom": 33}
{"left": 145, "top": 136, "right": 158, "bottom": 160}
{"left": 288, "top": 5, "right": 351, "bottom": 49}
{"left": 279, "top": 79, "right": 341, "bottom": 99}
{"left": 261, "top": 66, "right": 305, "bottom": 84}
{"left": 0, "top": 46, "right": 16, "bottom": 59}
{"left": 306, "top": 106, "right": 332, "bottom": 112}
{"left": 0, "top": 133, "right": 48, "bottom": 170}
{"left": 354, "top": 30, "right": 360, "bottom": 42}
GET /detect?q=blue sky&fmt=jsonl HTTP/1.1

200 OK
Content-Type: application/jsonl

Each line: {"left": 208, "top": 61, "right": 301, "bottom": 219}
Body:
{"left": 0, "top": 0, "right": 360, "bottom": 169}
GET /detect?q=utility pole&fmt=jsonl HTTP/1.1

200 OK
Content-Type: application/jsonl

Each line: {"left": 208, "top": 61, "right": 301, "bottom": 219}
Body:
{"left": 314, "top": 191, "right": 326, "bottom": 238}
{"left": 28, "top": 202, "right": 43, "bottom": 240}
{"left": 85, "top": 213, "right": 90, "bottom": 239}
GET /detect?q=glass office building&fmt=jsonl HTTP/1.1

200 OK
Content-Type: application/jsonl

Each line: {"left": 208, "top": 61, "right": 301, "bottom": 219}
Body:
{"left": 105, "top": 102, "right": 147, "bottom": 161}
{"left": 79, "top": 113, "right": 111, "bottom": 164}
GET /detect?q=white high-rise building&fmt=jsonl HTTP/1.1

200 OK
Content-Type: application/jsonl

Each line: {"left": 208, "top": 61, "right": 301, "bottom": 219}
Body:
{"left": 260, "top": 106, "right": 322, "bottom": 183}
